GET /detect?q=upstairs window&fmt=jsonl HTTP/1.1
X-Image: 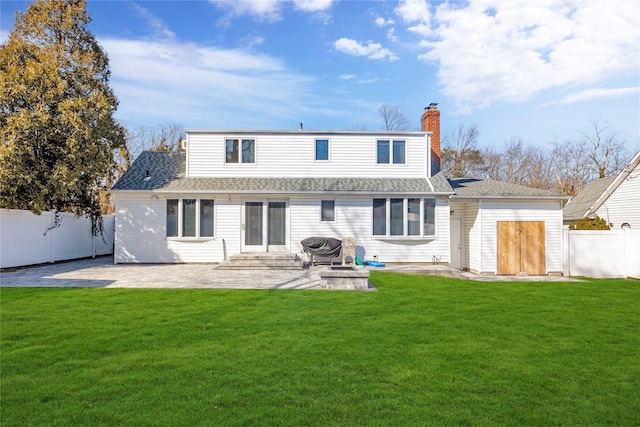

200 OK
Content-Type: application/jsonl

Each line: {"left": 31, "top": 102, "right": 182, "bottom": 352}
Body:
{"left": 372, "top": 198, "right": 436, "bottom": 238}
{"left": 226, "top": 139, "right": 255, "bottom": 163}
{"left": 393, "top": 140, "right": 406, "bottom": 164}
{"left": 377, "top": 140, "right": 405, "bottom": 164}
{"left": 377, "top": 140, "right": 389, "bottom": 163}
{"left": 315, "top": 139, "right": 329, "bottom": 161}
{"left": 166, "top": 199, "right": 215, "bottom": 238}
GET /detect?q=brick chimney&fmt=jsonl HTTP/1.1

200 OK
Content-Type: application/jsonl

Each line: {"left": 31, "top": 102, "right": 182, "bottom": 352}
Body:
{"left": 421, "top": 103, "right": 441, "bottom": 174}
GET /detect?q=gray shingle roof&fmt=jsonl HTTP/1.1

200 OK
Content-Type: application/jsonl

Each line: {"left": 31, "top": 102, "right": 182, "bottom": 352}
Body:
{"left": 112, "top": 151, "right": 185, "bottom": 191}
{"left": 449, "top": 177, "right": 566, "bottom": 198}
{"left": 112, "top": 151, "right": 451, "bottom": 194}
{"left": 563, "top": 177, "right": 616, "bottom": 221}
{"left": 113, "top": 152, "right": 564, "bottom": 199}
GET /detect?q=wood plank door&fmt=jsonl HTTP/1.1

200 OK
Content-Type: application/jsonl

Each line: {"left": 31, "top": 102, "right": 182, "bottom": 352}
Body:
{"left": 497, "top": 221, "right": 545, "bottom": 275}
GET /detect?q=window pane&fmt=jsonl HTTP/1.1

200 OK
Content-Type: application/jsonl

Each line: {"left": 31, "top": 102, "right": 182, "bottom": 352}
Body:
{"left": 390, "top": 198, "right": 404, "bottom": 236}
{"left": 321, "top": 200, "right": 335, "bottom": 222}
{"left": 373, "top": 199, "right": 386, "bottom": 235}
{"left": 393, "top": 140, "right": 405, "bottom": 164}
{"left": 166, "top": 199, "right": 178, "bottom": 237}
{"left": 315, "top": 139, "right": 329, "bottom": 161}
{"left": 245, "top": 202, "right": 263, "bottom": 245}
{"left": 408, "top": 198, "right": 420, "bottom": 236}
{"left": 377, "top": 140, "right": 389, "bottom": 164}
{"left": 226, "top": 139, "right": 238, "bottom": 163}
{"left": 200, "top": 199, "right": 214, "bottom": 237}
{"left": 182, "top": 199, "right": 196, "bottom": 237}
{"left": 424, "top": 198, "right": 436, "bottom": 236}
{"left": 268, "top": 202, "right": 286, "bottom": 246}
{"left": 242, "top": 139, "right": 255, "bottom": 163}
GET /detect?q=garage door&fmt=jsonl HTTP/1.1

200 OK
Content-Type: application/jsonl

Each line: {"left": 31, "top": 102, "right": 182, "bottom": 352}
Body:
{"left": 497, "top": 221, "right": 546, "bottom": 275}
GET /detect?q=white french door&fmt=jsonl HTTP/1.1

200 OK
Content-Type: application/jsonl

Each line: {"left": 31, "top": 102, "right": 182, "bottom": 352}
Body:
{"left": 241, "top": 200, "right": 288, "bottom": 252}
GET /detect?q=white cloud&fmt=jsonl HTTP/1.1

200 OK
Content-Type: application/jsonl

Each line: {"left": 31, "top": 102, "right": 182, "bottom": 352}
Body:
{"left": 339, "top": 74, "right": 356, "bottom": 80}
{"left": 395, "top": 0, "right": 432, "bottom": 36}
{"left": 386, "top": 28, "right": 398, "bottom": 42}
{"left": 131, "top": 3, "right": 176, "bottom": 40}
{"left": 101, "top": 37, "right": 317, "bottom": 127}
{"left": 334, "top": 38, "right": 399, "bottom": 61}
{"left": 375, "top": 17, "right": 395, "bottom": 27}
{"left": 210, "top": 0, "right": 334, "bottom": 21}
{"left": 400, "top": 0, "right": 640, "bottom": 112}
{"left": 292, "top": 0, "right": 334, "bottom": 12}
{"left": 552, "top": 87, "right": 640, "bottom": 105}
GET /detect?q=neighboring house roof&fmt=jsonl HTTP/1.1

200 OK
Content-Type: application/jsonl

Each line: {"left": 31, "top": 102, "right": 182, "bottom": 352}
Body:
{"left": 563, "top": 177, "right": 615, "bottom": 222}
{"left": 448, "top": 177, "right": 567, "bottom": 199}
{"left": 582, "top": 150, "right": 640, "bottom": 219}
{"left": 112, "top": 151, "right": 455, "bottom": 195}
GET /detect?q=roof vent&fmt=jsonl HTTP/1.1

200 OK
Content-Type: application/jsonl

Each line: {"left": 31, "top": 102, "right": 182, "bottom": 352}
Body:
{"left": 143, "top": 170, "right": 151, "bottom": 181}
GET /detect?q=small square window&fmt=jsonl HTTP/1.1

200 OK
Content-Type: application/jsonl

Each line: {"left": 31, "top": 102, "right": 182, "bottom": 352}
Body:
{"left": 321, "top": 200, "right": 335, "bottom": 222}
{"left": 315, "top": 139, "right": 329, "bottom": 161}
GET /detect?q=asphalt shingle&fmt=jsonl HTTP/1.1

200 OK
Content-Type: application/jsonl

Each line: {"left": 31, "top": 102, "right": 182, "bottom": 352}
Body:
{"left": 112, "top": 151, "right": 450, "bottom": 194}
{"left": 449, "top": 177, "right": 565, "bottom": 198}
{"left": 563, "top": 177, "right": 615, "bottom": 221}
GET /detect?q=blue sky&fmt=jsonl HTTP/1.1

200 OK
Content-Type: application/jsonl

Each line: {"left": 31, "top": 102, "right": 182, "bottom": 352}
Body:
{"left": 2, "top": 0, "right": 639, "bottom": 152}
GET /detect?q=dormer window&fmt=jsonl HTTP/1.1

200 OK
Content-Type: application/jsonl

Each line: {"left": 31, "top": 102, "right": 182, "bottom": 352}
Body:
{"left": 226, "top": 139, "right": 255, "bottom": 163}
{"left": 377, "top": 140, "right": 405, "bottom": 164}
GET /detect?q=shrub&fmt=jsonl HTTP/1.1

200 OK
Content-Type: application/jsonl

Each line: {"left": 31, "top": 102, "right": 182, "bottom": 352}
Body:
{"left": 569, "top": 215, "right": 611, "bottom": 230}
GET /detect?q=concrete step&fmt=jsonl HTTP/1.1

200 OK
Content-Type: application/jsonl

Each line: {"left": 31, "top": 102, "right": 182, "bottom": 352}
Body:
{"left": 216, "top": 253, "right": 302, "bottom": 270}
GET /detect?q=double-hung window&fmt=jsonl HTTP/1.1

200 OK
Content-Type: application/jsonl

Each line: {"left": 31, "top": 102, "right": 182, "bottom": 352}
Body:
{"left": 226, "top": 139, "right": 255, "bottom": 163}
{"left": 377, "top": 140, "right": 405, "bottom": 164}
{"left": 372, "top": 198, "right": 436, "bottom": 238}
{"left": 321, "top": 200, "right": 335, "bottom": 222}
{"left": 315, "top": 139, "right": 329, "bottom": 161}
{"left": 166, "top": 199, "right": 215, "bottom": 238}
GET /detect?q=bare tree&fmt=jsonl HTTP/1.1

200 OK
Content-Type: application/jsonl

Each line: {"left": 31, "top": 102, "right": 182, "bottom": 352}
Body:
{"left": 378, "top": 103, "right": 411, "bottom": 131}
{"left": 549, "top": 139, "right": 592, "bottom": 196}
{"left": 581, "top": 120, "right": 629, "bottom": 178}
{"left": 126, "top": 122, "right": 185, "bottom": 160}
{"left": 441, "top": 124, "right": 483, "bottom": 177}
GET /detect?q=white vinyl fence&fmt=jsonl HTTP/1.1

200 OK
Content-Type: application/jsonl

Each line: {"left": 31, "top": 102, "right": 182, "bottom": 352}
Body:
{"left": 0, "top": 209, "right": 114, "bottom": 269}
{"left": 564, "top": 229, "right": 640, "bottom": 279}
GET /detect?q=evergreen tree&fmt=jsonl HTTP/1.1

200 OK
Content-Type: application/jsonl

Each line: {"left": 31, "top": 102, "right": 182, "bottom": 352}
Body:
{"left": 0, "top": 0, "right": 126, "bottom": 235}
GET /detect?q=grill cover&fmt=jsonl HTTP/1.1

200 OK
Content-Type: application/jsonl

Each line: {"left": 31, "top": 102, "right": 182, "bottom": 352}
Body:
{"left": 301, "top": 237, "right": 342, "bottom": 257}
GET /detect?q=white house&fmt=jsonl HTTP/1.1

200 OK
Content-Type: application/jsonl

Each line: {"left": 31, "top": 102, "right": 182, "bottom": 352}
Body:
{"left": 564, "top": 151, "right": 640, "bottom": 230}
{"left": 112, "top": 106, "right": 567, "bottom": 275}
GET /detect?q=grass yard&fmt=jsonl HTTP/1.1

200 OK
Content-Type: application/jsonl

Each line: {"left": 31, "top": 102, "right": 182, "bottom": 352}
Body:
{"left": 1, "top": 273, "right": 638, "bottom": 426}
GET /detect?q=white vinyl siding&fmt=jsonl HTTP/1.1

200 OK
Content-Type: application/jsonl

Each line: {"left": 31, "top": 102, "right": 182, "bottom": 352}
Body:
{"left": 290, "top": 196, "right": 449, "bottom": 263}
{"left": 478, "top": 200, "right": 564, "bottom": 274}
{"left": 186, "top": 132, "right": 429, "bottom": 178}
{"left": 594, "top": 172, "right": 640, "bottom": 229}
{"left": 115, "top": 194, "right": 227, "bottom": 263}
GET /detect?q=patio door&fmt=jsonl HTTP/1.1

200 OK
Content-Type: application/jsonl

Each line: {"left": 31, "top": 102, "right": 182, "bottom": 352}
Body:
{"left": 241, "top": 200, "right": 288, "bottom": 252}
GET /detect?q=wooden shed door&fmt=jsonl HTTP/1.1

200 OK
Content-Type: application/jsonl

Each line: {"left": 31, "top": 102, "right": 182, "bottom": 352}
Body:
{"left": 497, "top": 221, "right": 546, "bottom": 275}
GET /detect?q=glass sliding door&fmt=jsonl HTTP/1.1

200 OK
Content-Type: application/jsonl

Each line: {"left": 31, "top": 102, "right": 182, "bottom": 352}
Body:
{"left": 242, "top": 200, "right": 288, "bottom": 252}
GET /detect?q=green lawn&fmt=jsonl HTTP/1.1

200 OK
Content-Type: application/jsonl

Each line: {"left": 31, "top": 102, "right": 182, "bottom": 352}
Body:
{"left": 1, "top": 273, "right": 638, "bottom": 426}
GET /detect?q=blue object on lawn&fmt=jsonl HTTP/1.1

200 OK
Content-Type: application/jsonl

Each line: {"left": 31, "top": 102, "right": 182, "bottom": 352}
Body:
{"left": 366, "top": 260, "right": 386, "bottom": 267}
